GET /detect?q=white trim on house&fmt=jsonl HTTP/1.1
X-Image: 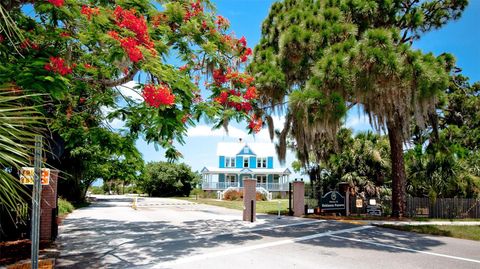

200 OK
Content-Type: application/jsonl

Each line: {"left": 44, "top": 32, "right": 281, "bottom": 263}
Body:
{"left": 201, "top": 167, "right": 291, "bottom": 175}
{"left": 216, "top": 142, "right": 275, "bottom": 157}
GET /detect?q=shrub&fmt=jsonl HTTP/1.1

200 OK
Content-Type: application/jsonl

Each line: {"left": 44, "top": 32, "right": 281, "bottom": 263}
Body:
{"left": 256, "top": 191, "right": 267, "bottom": 201}
{"left": 223, "top": 189, "right": 268, "bottom": 201}
{"left": 58, "top": 197, "right": 74, "bottom": 216}
{"left": 190, "top": 188, "right": 203, "bottom": 197}
{"left": 89, "top": 186, "right": 104, "bottom": 194}
{"left": 223, "top": 189, "right": 243, "bottom": 201}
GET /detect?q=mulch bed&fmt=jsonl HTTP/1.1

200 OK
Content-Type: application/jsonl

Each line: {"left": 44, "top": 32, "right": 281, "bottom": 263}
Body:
{"left": 0, "top": 239, "right": 54, "bottom": 266}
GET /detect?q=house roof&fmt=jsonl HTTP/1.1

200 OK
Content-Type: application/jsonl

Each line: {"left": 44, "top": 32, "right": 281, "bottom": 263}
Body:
{"left": 201, "top": 167, "right": 291, "bottom": 175}
{"left": 216, "top": 142, "right": 276, "bottom": 157}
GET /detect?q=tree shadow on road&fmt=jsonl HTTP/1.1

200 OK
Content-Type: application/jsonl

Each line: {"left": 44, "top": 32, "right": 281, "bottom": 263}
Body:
{"left": 56, "top": 203, "right": 451, "bottom": 269}
{"left": 56, "top": 217, "right": 263, "bottom": 268}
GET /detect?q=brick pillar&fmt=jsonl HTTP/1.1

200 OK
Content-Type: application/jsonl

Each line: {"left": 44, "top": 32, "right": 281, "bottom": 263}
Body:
{"left": 293, "top": 181, "right": 305, "bottom": 217}
{"left": 40, "top": 170, "right": 58, "bottom": 241}
{"left": 243, "top": 179, "right": 256, "bottom": 222}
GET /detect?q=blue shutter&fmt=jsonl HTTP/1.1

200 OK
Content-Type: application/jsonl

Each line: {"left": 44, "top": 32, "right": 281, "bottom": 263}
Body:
{"left": 267, "top": 174, "right": 273, "bottom": 183}
{"left": 250, "top": 157, "right": 256, "bottom": 168}
{"left": 236, "top": 156, "right": 243, "bottom": 168}
{"left": 219, "top": 156, "right": 225, "bottom": 168}
{"left": 219, "top": 174, "right": 225, "bottom": 183}
{"left": 267, "top": 157, "right": 273, "bottom": 169}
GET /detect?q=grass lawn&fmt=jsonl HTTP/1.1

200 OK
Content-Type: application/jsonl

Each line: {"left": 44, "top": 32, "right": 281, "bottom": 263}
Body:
{"left": 380, "top": 224, "right": 480, "bottom": 241}
{"left": 182, "top": 197, "right": 290, "bottom": 215}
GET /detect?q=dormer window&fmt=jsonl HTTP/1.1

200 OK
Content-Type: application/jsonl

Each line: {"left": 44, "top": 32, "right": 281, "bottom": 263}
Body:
{"left": 243, "top": 157, "right": 249, "bottom": 168}
{"left": 225, "top": 157, "right": 235, "bottom": 168}
{"left": 257, "top": 157, "right": 267, "bottom": 168}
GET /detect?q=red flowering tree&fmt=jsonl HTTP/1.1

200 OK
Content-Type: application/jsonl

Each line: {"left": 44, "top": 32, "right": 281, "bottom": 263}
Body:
{"left": 1, "top": 0, "right": 258, "bottom": 201}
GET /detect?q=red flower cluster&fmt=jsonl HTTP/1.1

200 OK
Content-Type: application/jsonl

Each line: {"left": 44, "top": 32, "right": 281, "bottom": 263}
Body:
{"left": 59, "top": 32, "right": 71, "bottom": 38}
{"left": 142, "top": 84, "right": 175, "bottom": 107}
{"left": 81, "top": 5, "right": 100, "bottom": 20}
{"left": 152, "top": 13, "right": 168, "bottom": 27}
{"left": 181, "top": 114, "right": 191, "bottom": 124}
{"left": 213, "top": 68, "right": 228, "bottom": 84}
{"left": 20, "top": 39, "right": 39, "bottom": 50}
{"left": 48, "top": 0, "right": 64, "bottom": 7}
{"left": 108, "top": 32, "right": 144, "bottom": 63}
{"left": 121, "top": 37, "right": 143, "bottom": 63}
{"left": 216, "top": 15, "right": 230, "bottom": 29}
{"left": 214, "top": 89, "right": 253, "bottom": 113}
{"left": 244, "top": 86, "right": 257, "bottom": 100}
{"left": 108, "top": 6, "right": 155, "bottom": 63}
{"left": 237, "top": 36, "right": 252, "bottom": 62}
{"left": 184, "top": 1, "right": 203, "bottom": 21}
{"left": 114, "top": 6, "right": 152, "bottom": 47}
{"left": 248, "top": 115, "right": 263, "bottom": 133}
{"left": 44, "top": 56, "right": 75, "bottom": 76}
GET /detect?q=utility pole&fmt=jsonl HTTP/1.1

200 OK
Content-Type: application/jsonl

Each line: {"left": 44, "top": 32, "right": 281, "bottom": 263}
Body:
{"left": 31, "top": 135, "right": 43, "bottom": 269}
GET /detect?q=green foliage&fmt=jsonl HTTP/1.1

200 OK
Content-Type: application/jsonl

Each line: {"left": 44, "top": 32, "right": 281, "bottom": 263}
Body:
{"left": 380, "top": 224, "right": 480, "bottom": 241}
{"left": 88, "top": 186, "right": 104, "bottom": 195}
{"left": 406, "top": 75, "right": 480, "bottom": 199}
{"left": 58, "top": 197, "right": 74, "bottom": 216}
{"left": 1, "top": 0, "right": 256, "bottom": 203}
{"left": 319, "top": 129, "right": 391, "bottom": 197}
{"left": 251, "top": 0, "right": 467, "bottom": 217}
{"left": 139, "top": 161, "right": 199, "bottom": 197}
{"left": 0, "top": 89, "right": 44, "bottom": 216}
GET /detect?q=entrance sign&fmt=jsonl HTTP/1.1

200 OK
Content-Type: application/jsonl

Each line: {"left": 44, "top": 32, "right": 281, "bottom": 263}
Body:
{"left": 20, "top": 168, "right": 50, "bottom": 185}
{"left": 355, "top": 198, "right": 363, "bottom": 208}
{"left": 321, "top": 191, "right": 345, "bottom": 210}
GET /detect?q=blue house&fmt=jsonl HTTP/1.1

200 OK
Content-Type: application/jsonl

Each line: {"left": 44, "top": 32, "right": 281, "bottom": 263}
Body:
{"left": 201, "top": 141, "right": 291, "bottom": 196}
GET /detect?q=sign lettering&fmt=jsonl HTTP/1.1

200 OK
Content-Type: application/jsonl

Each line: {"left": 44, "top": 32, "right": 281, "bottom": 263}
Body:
{"left": 321, "top": 191, "right": 345, "bottom": 210}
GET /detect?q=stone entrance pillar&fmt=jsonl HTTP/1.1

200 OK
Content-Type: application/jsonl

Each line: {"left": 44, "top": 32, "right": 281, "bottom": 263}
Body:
{"left": 243, "top": 179, "right": 256, "bottom": 222}
{"left": 293, "top": 181, "right": 305, "bottom": 217}
{"left": 40, "top": 170, "right": 59, "bottom": 241}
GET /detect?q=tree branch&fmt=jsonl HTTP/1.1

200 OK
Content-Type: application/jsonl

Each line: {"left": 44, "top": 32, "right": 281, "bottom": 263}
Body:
{"left": 78, "top": 67, "right": 139, "bottom": 88}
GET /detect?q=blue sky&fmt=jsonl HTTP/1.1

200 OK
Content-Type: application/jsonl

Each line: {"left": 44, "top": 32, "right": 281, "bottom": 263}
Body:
{"left": 134, "top": 0, "right": 480, "bottom": 180}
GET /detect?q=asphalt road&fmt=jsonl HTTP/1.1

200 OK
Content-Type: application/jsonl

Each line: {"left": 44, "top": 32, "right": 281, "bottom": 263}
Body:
{"left": 56, "top": 195, "right": 480, "bottom": 269}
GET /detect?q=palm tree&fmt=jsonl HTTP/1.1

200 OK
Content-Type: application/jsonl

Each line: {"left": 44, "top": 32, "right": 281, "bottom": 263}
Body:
{"left": 0, "top": 87, "right": 44, "bottom": 216}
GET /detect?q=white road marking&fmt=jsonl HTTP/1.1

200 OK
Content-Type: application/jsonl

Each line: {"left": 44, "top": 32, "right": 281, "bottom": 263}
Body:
{"left": 152, "top": 225, "right": 374, "bottom": 268}
{"left": 331, "top": 235, "right": 480, "bottom": 264}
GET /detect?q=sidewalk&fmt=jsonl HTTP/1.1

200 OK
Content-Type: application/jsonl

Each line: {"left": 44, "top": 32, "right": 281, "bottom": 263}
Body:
{"left": 357, "top": 220, "right": 480, "bottom": 226}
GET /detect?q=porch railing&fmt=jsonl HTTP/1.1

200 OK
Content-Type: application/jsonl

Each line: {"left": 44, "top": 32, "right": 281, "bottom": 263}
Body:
{"left": 202, "top": 181, "right": 288, "bottom": 191}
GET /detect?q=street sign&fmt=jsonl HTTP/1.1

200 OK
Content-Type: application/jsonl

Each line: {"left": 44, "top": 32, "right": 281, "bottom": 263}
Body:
{"left": 321, "top": 191, "right": 345, "bottom": 210}
{"left": 20, "top": 167, "right": 50, "bottom": 185}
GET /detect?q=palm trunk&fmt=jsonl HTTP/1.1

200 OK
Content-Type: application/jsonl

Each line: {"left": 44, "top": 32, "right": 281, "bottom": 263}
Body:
{"left": 387, "top": 119, "right": 406, "bottom": 218}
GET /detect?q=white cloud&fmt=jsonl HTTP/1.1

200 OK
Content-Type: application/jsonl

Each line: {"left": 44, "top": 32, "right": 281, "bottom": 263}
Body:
{"left": 115, "top": 80, "right": 143, "bottom": 102}
{"left": 187, "top": 124, "right": 247, "bottom": 138}
{"left": 186, "top": 115, "right": 287, "bottom": 143}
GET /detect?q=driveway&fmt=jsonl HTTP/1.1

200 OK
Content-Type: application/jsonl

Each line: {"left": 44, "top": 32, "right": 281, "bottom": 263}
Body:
{"left": 56, "top": 195, "right": 480, "bottom": 268}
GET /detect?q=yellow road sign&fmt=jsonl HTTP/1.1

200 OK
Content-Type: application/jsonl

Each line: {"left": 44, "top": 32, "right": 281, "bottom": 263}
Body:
{"left": 20, "top": 167, "right": 50, "bottom": 185}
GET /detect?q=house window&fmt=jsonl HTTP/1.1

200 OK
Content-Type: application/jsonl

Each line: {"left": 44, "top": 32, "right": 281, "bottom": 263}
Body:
{"left": 243, "top": 146, "right": 249, "bottom": 154}
{"left": 226, "top": 175, "right": 236, "bottom": 183}
{"left": 256, "top": 175, "right": 266, "bottom": 184}
{"left": 243, "top": 157, "right": 249, "bottom": 168}
{"left": 225, "top": 157, "right": 235, "bottom": 168}
{"left": 273, "top": 175, "right": 280, "bottom": 183}
{"left": 257, "top": 157, "right": 267, "bottom": 168}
